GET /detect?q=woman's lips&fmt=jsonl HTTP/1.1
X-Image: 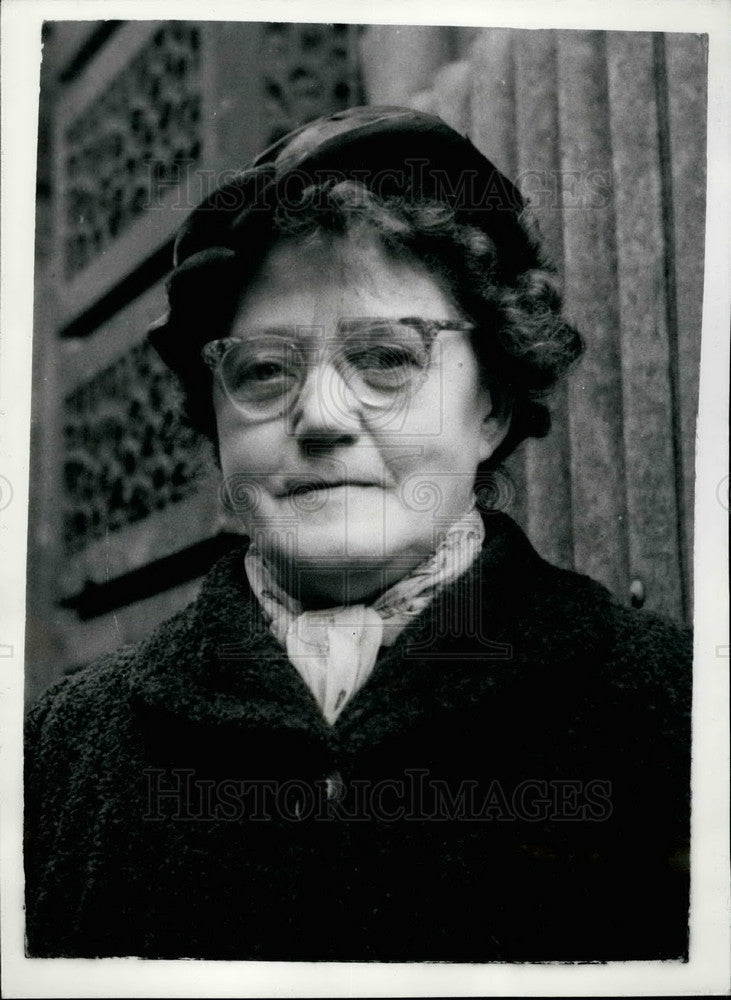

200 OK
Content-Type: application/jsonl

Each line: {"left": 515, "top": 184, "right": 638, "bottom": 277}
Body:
{"left": 279, "top": 480, "right": 380, "bottom": 498}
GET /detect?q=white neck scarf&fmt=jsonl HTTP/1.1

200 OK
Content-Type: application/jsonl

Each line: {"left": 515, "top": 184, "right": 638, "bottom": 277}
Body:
{"left": 245, "top": 504, "right": 485, "bottom": 725}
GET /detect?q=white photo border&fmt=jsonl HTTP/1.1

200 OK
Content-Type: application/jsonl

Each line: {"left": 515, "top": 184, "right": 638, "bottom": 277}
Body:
{"left": 2, "top": 0, "right": 729, "bottom": 996}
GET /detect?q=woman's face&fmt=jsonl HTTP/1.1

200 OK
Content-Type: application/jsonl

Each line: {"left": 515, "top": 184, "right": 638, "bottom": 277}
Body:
{"left": 213, "top": 230, "right": 509, "bottom": 605}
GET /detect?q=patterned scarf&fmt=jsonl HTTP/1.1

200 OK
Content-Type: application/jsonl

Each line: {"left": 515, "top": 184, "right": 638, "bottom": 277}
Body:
{"left": 245, "top": 504, "right": 485, "bottom": 724}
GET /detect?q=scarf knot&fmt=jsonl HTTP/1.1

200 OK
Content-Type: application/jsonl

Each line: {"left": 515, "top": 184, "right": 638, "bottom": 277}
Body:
{"left": 245, "top": 505, "right": 485, "bottom": 724}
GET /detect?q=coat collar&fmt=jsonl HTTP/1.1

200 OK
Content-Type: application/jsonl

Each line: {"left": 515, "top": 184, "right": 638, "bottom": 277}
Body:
{"left": 128, "top": 514, "right": 614, "bottom": 750}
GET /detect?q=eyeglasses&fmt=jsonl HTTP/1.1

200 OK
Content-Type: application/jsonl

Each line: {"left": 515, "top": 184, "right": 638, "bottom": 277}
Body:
{"left": 201, "top": 317, "right": 475, "bottom": 421}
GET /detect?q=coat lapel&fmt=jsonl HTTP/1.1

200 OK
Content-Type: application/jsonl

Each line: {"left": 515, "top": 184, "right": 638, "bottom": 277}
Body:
{"left": 332, "top": 514, "right": 614, "bottom": 753}
{"left": 128, "top": 545, "right": 331, "bottom": 735}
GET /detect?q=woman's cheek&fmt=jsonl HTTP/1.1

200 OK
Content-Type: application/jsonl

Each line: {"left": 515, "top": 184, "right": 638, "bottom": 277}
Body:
{"left": 218, "top": 418, "right": 282, "bottom": 477}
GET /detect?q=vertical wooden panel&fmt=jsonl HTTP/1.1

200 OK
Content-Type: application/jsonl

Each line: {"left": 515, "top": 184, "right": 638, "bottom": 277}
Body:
{"left": 514, "top": 30, "right": 574, "bottom": 569}
{"left": 556, "top": 31, "right": 630, "bottom": 599}
{"left": 469, "top": 29, "right": 528, "bottom": 530}
{"left": 26, "top": 27, "right": 70, "bottom": 700}
{"left": 468, "top": 29, "right": 517, "bottom": 179}
{"left": 430, "top": 60, "right": 471, "bottom": 134}
{"left": 27, "top": 277, "right": 67, "bottom": 700}
{"left": 452, "top": 27, "right": 482, "bottom": 60}
{"left": 665, "top": 32, "right": 707, "bottom": 617}
{"left": 203, "top": 23, "right": 268, "bottom": 175}
{"left": 606, "top": 32, "right": 683, "bottom": 619}
{"left": 359, "top": 26, "right": 452, "bottom": 106}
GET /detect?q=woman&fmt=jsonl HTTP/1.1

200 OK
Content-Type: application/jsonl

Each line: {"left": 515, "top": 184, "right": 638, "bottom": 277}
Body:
{"left": 25, "top": 106, "right": 691, "bottom": 961}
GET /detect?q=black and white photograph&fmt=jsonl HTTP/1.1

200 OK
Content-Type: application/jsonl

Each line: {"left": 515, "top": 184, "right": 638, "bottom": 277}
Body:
{"left": 1, "top": 0, "right": 729, "bottom": 996}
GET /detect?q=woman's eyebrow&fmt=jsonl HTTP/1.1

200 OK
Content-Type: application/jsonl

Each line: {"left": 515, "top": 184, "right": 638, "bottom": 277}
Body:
{"left": 338, "top": 316, "right": 471, "bottom": 329}
{"left": 338, "top": 317, "right": 475, "bottom": 351}
{"left": 233, "top": 321, "right": 412, "bottom": 338}
{"left": 239, "top": 324, "right": 301, "bottom": 338}
{"left": 234, "top": 318, "right": 475, "bottom": 346}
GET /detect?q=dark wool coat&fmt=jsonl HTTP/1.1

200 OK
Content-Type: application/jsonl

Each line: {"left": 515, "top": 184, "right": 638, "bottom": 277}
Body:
{"left": 25, "top": 514, "right": 691, "bottom": 962}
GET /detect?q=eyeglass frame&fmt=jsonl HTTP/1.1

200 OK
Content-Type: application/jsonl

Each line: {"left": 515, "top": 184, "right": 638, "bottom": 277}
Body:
{"left": 200, "top": 316, "right": 477, "bottom": 422}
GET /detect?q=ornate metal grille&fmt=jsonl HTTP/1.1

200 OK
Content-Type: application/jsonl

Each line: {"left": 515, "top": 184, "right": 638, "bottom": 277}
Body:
{"left": 62, "top": 340, "right": 206, "bottom": 553}
{"left": 63, "top": 23, "right": 202, "bottom": 277}
{"left": 262, "top": 23, "right": 364, "bottom": 143}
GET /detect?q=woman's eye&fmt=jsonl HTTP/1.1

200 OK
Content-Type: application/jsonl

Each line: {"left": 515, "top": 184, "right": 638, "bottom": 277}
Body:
{"left": 354, "top": 347, "right": 426, "bottom": 391}
{"left": 223, "top": 348, "right": 296, "bottom": 402}
{"left": 350, "top": 346, "right": 421, "bottom": 372}
{"left": 244, "top": 360, "right": 287, "bottom": 382}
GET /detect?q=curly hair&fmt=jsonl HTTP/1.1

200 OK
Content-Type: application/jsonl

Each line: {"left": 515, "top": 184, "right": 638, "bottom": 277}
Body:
{"left": 177, "top": 178, "right": 583, "bottom": 471}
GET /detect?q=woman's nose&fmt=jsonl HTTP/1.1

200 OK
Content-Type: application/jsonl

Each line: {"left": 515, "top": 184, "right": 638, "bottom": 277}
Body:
{"left": 288, "top": 361, "right": 363, "bottom": 448}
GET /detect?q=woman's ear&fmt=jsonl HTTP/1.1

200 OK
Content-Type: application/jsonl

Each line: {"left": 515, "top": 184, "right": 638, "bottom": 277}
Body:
{"left": 478, "top": 389, "right": 513, "bottom": 464}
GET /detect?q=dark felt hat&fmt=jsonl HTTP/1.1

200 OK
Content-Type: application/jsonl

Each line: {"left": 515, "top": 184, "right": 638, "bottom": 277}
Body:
{"left": 148, "top": 105, "right": 536, "bottom": 383}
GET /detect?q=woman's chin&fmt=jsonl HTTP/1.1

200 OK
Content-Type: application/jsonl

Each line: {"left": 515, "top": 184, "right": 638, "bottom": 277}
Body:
{"left": 285, "top": 523, "right": 401, "bottom": 568}
{"left": 261, "top": 514, "right": 432, "bottom": 603}
{"left": 283, "top": 532, "right": 427, "bottom": 606}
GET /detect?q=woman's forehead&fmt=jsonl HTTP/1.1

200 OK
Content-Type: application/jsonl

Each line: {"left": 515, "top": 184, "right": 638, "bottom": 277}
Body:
{"left": 232, "top": 230, "right": 464, "bottom": 331}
